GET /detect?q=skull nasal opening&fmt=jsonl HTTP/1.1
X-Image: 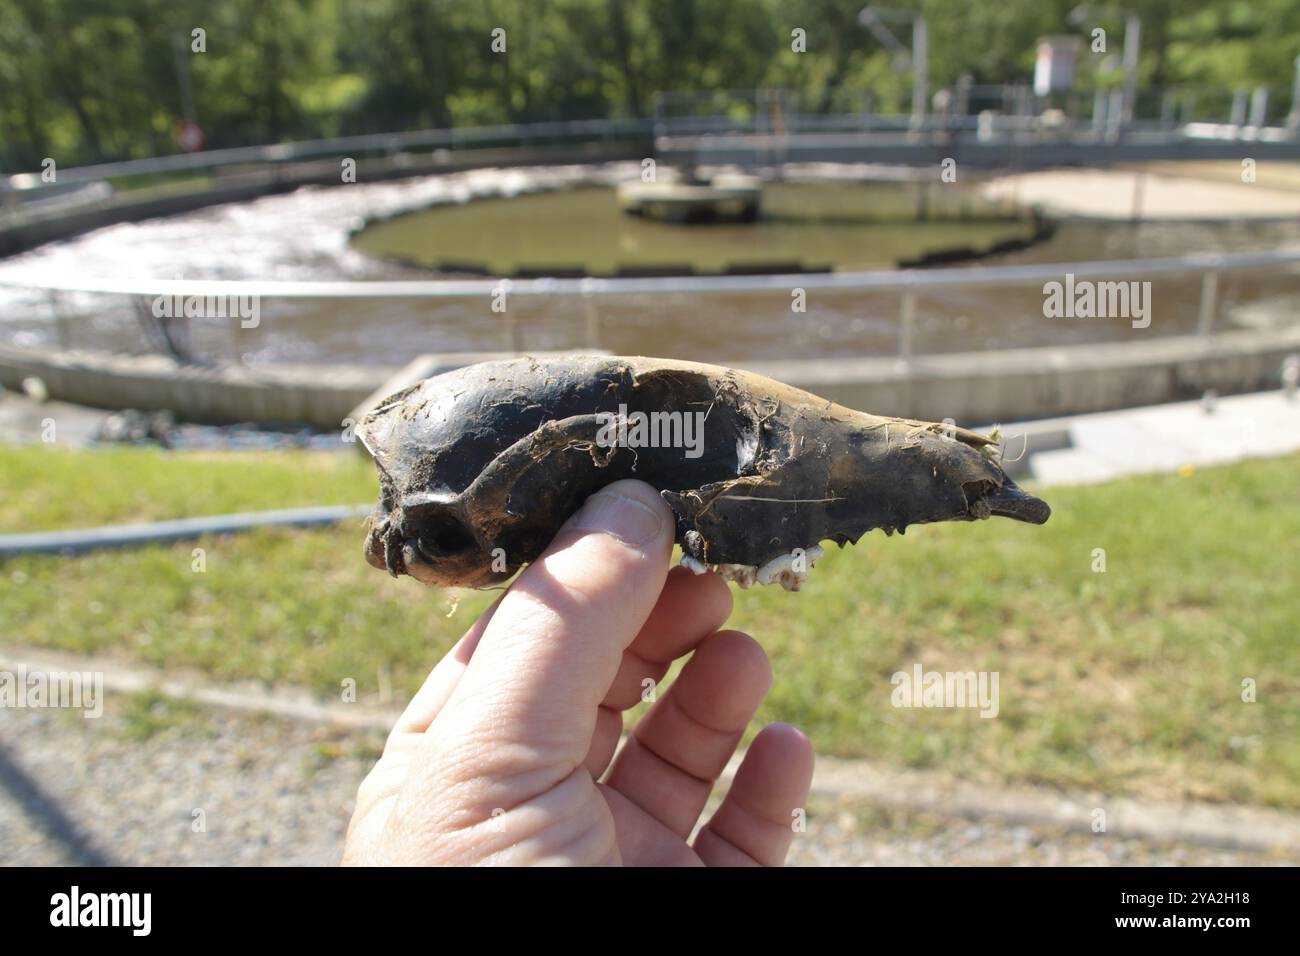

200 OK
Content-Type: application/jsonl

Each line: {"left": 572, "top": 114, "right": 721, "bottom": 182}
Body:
{"left": 400, "top": 503, "right": 476, "bottom": 556}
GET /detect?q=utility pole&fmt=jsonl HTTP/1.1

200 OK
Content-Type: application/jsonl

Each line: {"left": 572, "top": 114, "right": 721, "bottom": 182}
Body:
{"left": 1070, "top": 6, "right": 1143, "bottom": 129}
{"left": 1120, "top": 13, "right": 1141, "bottom": 123}
{"left": 858, "top": 7, "right": 929, "bottom": 130}
{"left": 1288, "top": 54, "right": 1300, "bottom": 130}
{"left": 172, "top": 33, "right": 196, "bottom": 124}
{"left": 911, "top": 16, "right": 928, "bottom": 130}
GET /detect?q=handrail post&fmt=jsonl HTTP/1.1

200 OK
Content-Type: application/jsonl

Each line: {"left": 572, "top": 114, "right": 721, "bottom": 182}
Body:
{"left": 1130, "top": 171, "right": 1147, "bottom": 223}
{"left": 581, "top": 279, "right": 600, "bottom": 350}
{"left": 504, "top": 306, "right": 519, "bottom": 353}
{"left": 1196, "top": 270, "right": 1219, "bottom": 337}
{"left": 47, "top": 289, "right": 66, "bottom": 348}
{"left": 899, "top": 290, "right": 916, "bottom": 356}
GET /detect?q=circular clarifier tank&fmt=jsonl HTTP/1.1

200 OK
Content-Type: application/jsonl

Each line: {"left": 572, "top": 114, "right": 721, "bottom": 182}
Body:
{"left": 349, "top": 178, "right": 1040, "bottom": 276}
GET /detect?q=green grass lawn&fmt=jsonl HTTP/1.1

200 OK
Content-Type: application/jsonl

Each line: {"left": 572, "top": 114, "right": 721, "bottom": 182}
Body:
{"left": 0, "top": 445, "right": 374, "bottom": 529}
{"left": 2, "top": 444, "right": 1297, "bottom": 809}
{"left": 106, "top": 172, "right": 216, "bottom": 197}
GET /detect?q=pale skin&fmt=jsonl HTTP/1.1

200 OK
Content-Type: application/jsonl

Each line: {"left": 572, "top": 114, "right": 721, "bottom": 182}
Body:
{"left": 343, "top": 479, "right": 815, "bottom": 866}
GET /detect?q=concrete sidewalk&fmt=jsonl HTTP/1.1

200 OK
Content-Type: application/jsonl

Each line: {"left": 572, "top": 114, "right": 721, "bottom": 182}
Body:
{"left": 982, "top": 168, "right": 1300, "bottom": 220}
{"left": 1020, "top": 389, "right": 1300, "bottom": 486}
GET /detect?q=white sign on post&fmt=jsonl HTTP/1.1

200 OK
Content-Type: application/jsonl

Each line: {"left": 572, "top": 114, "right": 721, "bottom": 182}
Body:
{"left": 1034, "top": 37, "right": 1080, "bottom": 97}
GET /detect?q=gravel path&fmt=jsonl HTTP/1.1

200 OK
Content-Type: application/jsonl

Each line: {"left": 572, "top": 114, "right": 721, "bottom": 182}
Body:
{"left": 787, "top": 799, "right": 1282, "bottom": 867}
{"left": 0, "top": 700, "right": 379, "bottom": 866}
{"left": 3, "top": 694, "right": 1291, "bottom": 866}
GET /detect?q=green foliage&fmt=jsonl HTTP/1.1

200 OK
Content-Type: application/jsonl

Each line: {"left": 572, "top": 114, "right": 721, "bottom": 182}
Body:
{"left": 3, "top": 0, "right": 1299, "bottom": 169}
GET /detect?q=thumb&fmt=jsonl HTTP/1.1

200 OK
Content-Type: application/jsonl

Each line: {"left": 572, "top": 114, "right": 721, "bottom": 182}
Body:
{"left": 405, "top": 479, "right": 675, "bottom": 813}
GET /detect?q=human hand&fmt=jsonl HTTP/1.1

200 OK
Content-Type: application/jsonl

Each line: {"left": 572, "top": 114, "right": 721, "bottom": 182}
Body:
{"left": 342, "top": 479, "right": 814, "bottom": 866}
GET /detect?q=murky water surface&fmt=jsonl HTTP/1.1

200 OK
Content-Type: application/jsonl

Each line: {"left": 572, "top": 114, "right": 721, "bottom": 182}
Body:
{"left": 2, "top": 164, "right": 1297, "bottom": 367}
{"left": 353, "top": 181, "right": 1031, "bottom": 274}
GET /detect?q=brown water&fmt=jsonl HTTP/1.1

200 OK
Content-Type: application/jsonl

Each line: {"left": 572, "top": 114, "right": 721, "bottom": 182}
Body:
{"left": 3, "top": 167, "right": 1299, "bottom": 367}
{"left": 247, "top": 219, "right": 1300, "bottom": 364}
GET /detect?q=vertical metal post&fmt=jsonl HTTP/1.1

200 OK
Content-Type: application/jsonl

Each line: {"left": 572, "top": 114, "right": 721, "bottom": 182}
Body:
{"left": 1107, "top": 88, "right": 1124, "bottom": 142}
{"left": 1092, "top": 88, "right": 1107, "bottom": 134}
{"left": 504, "top": 306, "right": 519, "bottom": 353}
{"left": 1160, "top": 91, "right": 1174, "bottom": 128}
{"left": 1288, "top": 55, "right": 1300, "bottom": 130}
{"left": 583, "top": 287, "right": 600, "bottom": 350}
{"left": 47, "top": 290, "right": 67, "bottom": 348}
{"left": 1248, "top": 86, "right": 1269, "bottom": 128}
{"left": 1196, "top": 271, "right": 1219, "bottom": 337}
{"left": 911, "top": 17, "right": 928, "bottom": 130}
{"left": 231, "top": 299, "right": 242, "bottom": 364}
{"left": 172, "top": 33, "right": 197, "bottom": 124}
{"left": 899, "top": 290, "right": 916, "bottom": 356}
{"left": 956, "top": 73, "right": 972, "bottom": 118}
{"left": 1282, "top": 355, "right": 1299, "bottom": 398}
{"left": 1230, "top": 90, "right": 1248, "bottom": 126}
{"left": 1121, "top": 14, "right": 1141, "bottom": 125}
{"left": 1130, "top": 171, "right": 1146, "bottom": 223}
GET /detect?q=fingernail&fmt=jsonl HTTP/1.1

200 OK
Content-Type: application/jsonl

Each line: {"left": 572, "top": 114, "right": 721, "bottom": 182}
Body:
{"left": 573, "top": 489, "right": 665, "bottom": 548}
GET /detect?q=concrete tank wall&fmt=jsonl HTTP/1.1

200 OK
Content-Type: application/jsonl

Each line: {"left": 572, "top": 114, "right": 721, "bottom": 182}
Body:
{"left": 3, "top": 328, "right": 1297, "bottom": 430}
{"left": 747, "top": 327, "right": 1300, "bottom": 424}
{"left": 0, "top": 141, "right": 645, "bottom": 257}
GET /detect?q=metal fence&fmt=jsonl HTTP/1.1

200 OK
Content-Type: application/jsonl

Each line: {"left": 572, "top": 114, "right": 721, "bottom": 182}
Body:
{"left": 5, "top": 106, "right": 1300, "bottom": 364}
{"left": 7, "top": 102, "right": 1296, "bottom": 197}
{"left": 1, "top": 118, "right": 654, "bottom": 193}
{"left": 4, "top": 248, "right": 1296, "bottom": 358}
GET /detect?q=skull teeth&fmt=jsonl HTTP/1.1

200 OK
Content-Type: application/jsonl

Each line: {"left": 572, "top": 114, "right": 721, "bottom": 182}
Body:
{"left": 678, "top": 545, "right": 825, "bottom": 592}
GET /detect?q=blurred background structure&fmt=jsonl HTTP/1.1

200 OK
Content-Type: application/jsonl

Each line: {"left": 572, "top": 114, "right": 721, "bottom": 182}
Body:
{"left": 1, "top": 0, "right": 1298, "bottom": 867}
{"left": 5, "top": 0, "right": 1300, "bottom": 167}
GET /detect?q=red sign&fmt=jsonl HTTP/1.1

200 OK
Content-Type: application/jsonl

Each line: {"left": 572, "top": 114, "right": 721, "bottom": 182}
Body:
{"left": 176, "top": 121, "right": 205, "bottom": 153}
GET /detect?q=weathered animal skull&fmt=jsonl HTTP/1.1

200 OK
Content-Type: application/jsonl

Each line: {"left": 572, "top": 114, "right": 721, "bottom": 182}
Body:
{"left": 358, "top": 355, "right": 1049, "bottom": 591}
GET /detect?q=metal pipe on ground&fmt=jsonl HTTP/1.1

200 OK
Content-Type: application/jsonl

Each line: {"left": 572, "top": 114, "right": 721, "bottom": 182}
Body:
{"left": 0, "top": 504, "right": 372, "bottom": 557}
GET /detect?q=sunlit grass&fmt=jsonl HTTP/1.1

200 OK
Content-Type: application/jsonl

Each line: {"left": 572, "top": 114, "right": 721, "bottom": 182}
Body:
{"left": 2, "top": 445, "right": 1296, "bottom": 808}
{"left": 0, "top": 444, "right": 374, "bottom": 531}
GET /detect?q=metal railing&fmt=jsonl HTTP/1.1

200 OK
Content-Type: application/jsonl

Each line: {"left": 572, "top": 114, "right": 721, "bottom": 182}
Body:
{"left": 5, "top": 248, "right": 1298, "bottom": 357}
{"left": 1, "top": 118, "right": 655, "bottom": 193}
{"left": 7, "top": 107, "right": 1295, "bottom": 196}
